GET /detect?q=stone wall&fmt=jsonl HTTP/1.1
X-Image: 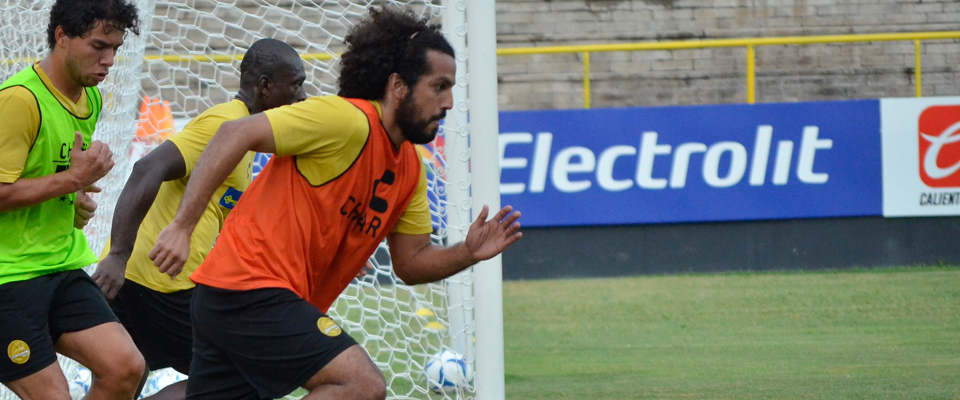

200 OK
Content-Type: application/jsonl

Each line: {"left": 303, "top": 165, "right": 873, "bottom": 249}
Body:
{"left": 495, "top": 0, "right": 960, "bottom": 110}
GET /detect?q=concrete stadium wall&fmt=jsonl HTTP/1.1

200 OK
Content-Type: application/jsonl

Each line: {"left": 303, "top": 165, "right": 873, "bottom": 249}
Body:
{"left": 146, "top": 0, "right": 960, "bottom": 112}
{"left": 496, "top": 0, "right": 960, "bottom": 110}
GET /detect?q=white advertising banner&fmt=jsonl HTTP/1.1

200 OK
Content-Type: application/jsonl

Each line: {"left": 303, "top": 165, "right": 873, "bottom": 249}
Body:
{"left": 881, "top": 96, "right": 960, "bottom": 217}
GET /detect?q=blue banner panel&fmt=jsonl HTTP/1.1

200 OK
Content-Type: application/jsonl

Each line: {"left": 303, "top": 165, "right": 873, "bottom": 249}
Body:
{"left": 499, "top": 100, "right": 882, "bottom": 227}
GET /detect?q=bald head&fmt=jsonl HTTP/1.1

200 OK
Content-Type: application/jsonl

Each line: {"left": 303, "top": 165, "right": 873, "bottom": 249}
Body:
{"left": 237, "top": 38, "right": 307, "bottom": 113}
{"left": 240, "top": 39, "right": 301, "bottom": 86}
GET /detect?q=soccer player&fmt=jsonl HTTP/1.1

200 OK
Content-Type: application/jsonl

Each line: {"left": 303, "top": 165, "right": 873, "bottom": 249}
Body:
{"left": 0, "top": 0, "right": 145, "bottom": 399}
{"left": 91, "top": 38, "right": 308, "bottom": 400}
{"left": 149, "top": 7, "right": 522, "bottom": 400}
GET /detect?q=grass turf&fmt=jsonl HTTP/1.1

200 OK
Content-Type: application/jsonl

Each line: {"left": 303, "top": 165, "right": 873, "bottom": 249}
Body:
{"left": 503, "top": 266, "right": 960, "bottom": 399}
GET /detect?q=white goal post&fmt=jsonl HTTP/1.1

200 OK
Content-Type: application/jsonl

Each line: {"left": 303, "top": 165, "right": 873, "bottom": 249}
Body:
{"left": 0, "top": 0, "right": 504, "bottom": 399}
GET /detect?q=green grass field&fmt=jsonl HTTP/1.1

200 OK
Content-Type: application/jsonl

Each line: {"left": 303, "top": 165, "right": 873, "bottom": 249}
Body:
{"left": 503, "top": 266, "right": 960, "bottom": 400}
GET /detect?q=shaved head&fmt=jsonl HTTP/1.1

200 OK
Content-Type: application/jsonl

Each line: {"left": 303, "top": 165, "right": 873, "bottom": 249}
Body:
{"left": 239, "top": 38, "right": 303, "bottom": 88}
{"left": 235, "top": 38, "right": 307, "bottom": 113}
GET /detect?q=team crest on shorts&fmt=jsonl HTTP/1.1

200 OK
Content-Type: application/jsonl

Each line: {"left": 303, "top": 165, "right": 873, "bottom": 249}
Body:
{"left": 317, "top": 317, "right": 342, "bottom": 337}
{"left": 7, "top": 340, "right": 30, "bottom": 364}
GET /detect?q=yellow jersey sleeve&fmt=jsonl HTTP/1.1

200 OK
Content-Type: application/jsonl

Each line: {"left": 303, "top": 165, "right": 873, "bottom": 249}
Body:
{"left": 125, "top": 100, "right": 254, "bottom": 293}
{"left": 168, "top": 100, "right": 250, "bottom": 177}
{"left": 266, "top": 96, "right": 369, "bottom": 157}
{"left": 391, "top": 161, "right": 433, "bottom": 235}
{"left": 0, "top": 86, "right": 40, "bottom": 183}
{"left": 265, "top": 96, "right": 371, "bottom": 186}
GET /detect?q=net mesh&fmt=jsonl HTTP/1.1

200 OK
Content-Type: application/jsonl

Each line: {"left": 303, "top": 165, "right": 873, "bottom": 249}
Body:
{"left": 0, "top": 0, "right": 476, "bottom": 399}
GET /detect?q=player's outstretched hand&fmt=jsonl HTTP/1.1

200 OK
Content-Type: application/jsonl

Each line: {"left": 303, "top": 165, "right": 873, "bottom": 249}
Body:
{"left": 69, "top": 132, "right": 114, "bottom": 189}
{"left": 92, "top": 253, "right": 126, "bottom": 302}
{"left": 150, "top": 222, "right": 192, "bottom": 279}
{"left": 464, "top": 205, "right": 522, "bottom": 262}
{"left": 73, "top": 185, "right": 100, "bottom": 229}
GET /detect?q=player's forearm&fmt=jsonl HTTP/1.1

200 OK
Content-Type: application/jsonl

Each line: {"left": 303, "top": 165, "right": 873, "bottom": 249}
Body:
{"left": 392, "top": 242, "right": 477, "bottom": 285}
{"left": 106, "top": 162, "right": 168, "bottom": 259}
{"left": 0, "top": 171, "right": 84, "bottom": 212}
{"left": 171, "top": 122, "right": 253, "bottom": 229}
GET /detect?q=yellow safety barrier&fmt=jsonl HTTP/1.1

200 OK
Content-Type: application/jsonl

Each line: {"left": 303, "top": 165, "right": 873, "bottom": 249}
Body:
{"left": 6, "top": 31, "right": 958, "bottom": 109}
{"left": 144, "top": 53, "right": 336, "bottom": 63}
{"left": 496, "top": 31, "right": 960, "bottom": 108}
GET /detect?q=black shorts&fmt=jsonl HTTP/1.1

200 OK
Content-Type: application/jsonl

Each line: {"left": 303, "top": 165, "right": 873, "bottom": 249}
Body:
{"left": 111, "top": 279, "right": 193, "bottom": 372}
{"left": 0, "top": 269, "right": 119, "bottom": 383}
{"left": 186, "top": 285, "right": 358, "bottom": 400}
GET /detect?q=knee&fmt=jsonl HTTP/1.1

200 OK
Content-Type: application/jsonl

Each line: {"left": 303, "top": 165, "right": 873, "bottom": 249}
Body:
{"left": 118, "top": 349, "right": 147, "bottom": 384}
{"left": 367, "top": 384, "right": 387, "bottom": 400}
{"left": 121, "top": 351, "right": 147, "bottom": 385}
{"left": 354, "top": 382, "right": 386, "bottom": 400}
{"left": 94, "top": 347, "right": 146, "bottom": 388}
{"left": 356, "top": 369, "right": 386, "bottom": 400}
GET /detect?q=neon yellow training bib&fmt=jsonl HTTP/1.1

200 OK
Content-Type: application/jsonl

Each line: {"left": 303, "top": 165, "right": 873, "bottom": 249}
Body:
{"left": 0, "top": 65, "right": 100, "bottom": 285}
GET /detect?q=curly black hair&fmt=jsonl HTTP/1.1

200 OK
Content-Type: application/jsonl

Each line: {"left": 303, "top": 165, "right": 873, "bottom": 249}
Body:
{"left": 47, "top": 0, "right": 140, "bottom": 50}
{"left": 338, "top": 7, "right": 454, "bottom": 100}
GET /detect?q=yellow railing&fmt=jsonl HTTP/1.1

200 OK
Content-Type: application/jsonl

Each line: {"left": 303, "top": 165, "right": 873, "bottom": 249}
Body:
{"left": 144, "top": 53, "right": 336, "bottom": 63}
{"left": 11, "top": 31, "right": 958, "bottom": 108}
{"left": 496, "top": 31, "right": 960, "bottom": 108}
{"left": 4, "top": 52, "right": 338, "bottom": 65}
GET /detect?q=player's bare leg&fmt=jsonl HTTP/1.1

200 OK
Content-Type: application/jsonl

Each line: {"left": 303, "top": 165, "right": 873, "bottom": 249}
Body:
{"left": 2, "top": 362, "right": 72, "bottom": 400}
{"left": 301, "top": 345, "right": 386, "bottom": 400}
{"left": 55, "top": 322, "right": 145, "bottom": 400}
{"left": 139, "top": 362, "right": 187, "bottom": 400}
{"left": 135, "top": 366, "right": 149, "bottom": 399}
{"left": 145, "top": 379, "right": 186, "bottom": 400}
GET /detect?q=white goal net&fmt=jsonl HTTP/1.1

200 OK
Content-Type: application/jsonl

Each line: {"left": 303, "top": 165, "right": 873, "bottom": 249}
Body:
{"left": 0, "top": 0, "right": 479, "bottom": 399}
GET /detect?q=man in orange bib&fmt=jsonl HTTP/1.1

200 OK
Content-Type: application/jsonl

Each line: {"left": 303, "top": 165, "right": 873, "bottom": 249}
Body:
{"left": 149, "top": 7, "right": 522, "bottom": 400}
{"left": 93, "top": 38, "right": 308, "bottom": 400}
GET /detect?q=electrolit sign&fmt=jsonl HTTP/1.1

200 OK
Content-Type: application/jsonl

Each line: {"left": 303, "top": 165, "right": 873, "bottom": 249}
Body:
{"left": 499, "top": 100, "right": 882, "bottom": 227}
{"left": 882, "top": 97, "right": 960, "bottom": 217}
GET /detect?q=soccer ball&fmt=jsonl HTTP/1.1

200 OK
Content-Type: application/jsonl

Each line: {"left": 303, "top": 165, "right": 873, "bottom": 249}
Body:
{"left": 140, "top": 368, "right": 188, "bottom": 398}
{"left": 68, "top": 366, "right": 91, "bottom": 399}
{"left": 424, "top": 350, "right": 473, "bottom": 394}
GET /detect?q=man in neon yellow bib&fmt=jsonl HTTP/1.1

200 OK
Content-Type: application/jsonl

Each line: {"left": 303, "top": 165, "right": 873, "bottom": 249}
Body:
{"left": 0, "top": 0, "right": 145, "bottom": 398}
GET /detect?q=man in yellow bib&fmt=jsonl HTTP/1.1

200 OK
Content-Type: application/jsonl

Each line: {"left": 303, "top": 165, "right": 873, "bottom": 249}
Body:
{"left": 0, "top": 0, "right": 145, "bottom": 399}
{"left": 92, "top": 38, "right": 308, "bottom": 400}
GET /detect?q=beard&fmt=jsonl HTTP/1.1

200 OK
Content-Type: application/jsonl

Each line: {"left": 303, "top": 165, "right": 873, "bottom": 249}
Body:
{"left": 396, "top": 93, "right": 443, "bottom": 145}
